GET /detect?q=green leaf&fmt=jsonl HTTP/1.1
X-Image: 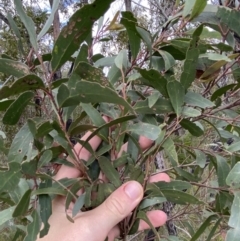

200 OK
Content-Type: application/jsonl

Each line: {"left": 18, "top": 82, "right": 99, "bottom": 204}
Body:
{"left": 190, "top": 215, "right": 217, "bottom": 241}
{"left": 0, "top": 99, "right": 14, "bottom": 111}
{"left": 23, "top": 210, "right": 41, "bottom": 241}
{"left": 107, "top": 63, "right": 121, "bottom": 84}
{"left": 0, "top": 162, "right": 21, "bottom": 193}
{"left": 227, "top": 141, "right": 240, "bottom": 153}
{"left": 37, "top": 0, "right": 60, "bottom": 40}
{"left": 136, "top": 27, "right": 152, "bottom": 51}
{"left": 39, "top": 180, "right": 52, "bottom": 238}
{"left": 71, "top": 62, "right": 113, "bottom": 89}
{"left": 0, "top": 74, "right": 44, "bottom": 100}
{"left": 154, "top": 180, "right": 191, "bottom": 191}
{"left": 226, "top": 162, "right": 240, "bottom": 189}
{"left": 72, "top": 193, "right": 86, "bottom": 217}
{"left": 0, "top": 58, "right": 29, "bottom": 78}
{"left": 98, "top": 156, "right": 121, "bottom": 187}
{"left": 185, "top": 91, "right": 215, "bottom": 108}
{"left": 127, "top": 122, "right": 161, "bottom": 141}
{"left": 135, "top": 68, "right": 168, "bottom": 97}
{"left": 180, "top": 119, "right": 204, "bottom": 137}
{"left": 120, "top": 11, "right": 141, "bottom": 59}
{"left": 189, "top": 0, "right": 207, "bottom": 21}
{"left": 194, "top": 149, "right": 207, "bottom": 168}
{"left": 69, "top": 124, "right": 96, "bottom": 136}
{"left": 216, "top": 155, "right": 230, "bottom": 187}
{"left": 57, "top": 84, "right": 70, "bottom": 107}
{"left": 136, "top": 211, "right": 160, "bottom": 240}
{"left": 3, "top": 91, "right": 34, "bottom": 125}
{"left": 74, "top": 44, "right": 88, "bottom": 68}
{"left": 200, "top": 53, "right": 231, "bottom": 62}
{"left": 139, "top": 197, "right": 166, "bottom": 209}
{"left": 161, "top": 189, "right": 202, "bottom": 205}
{"left": 38, "top": 150, "right": 53, "bottom": 168}
{"left": 162, "top": 137, "right": 178, "bottom": 166}
{"left": 14, "top": 0, "right": 37, "bottom": 51}
{"left": 206, "top": 218, "right": 222, "bottom": 241}
{"left": 183, "top": 0, "right": 196, "bottom": 17}
{"left": 226, "top": 192, "right": 240, "bottom": 240}
{"left": 180, "top": 25, "right": 203, "bottom": 89}
{"left": 8, "top": 123, "right": 34, "bottom": 163}
{"left": 0, "top": 206, "right": 16, "bottom": 227}
{"left": 114, "top": 49, "right": 128, "bottom": 71}
{"left": 32, "top": 187, "right": 67, "bottom": 196}
{"left": 81, "top": 103, "right": 108, "bottom": 138}
{"left": 211, "top": 84, "right": 236, "bottom": 101}
{"left": 62, "top": 81, "right": 134, "bottom": 112}
{"left": 158, "top": 50, "right": 175, "bottom": 71}
{"left": 167, "top": 80, "right": 185, "bottom": 116}
{"left": 217, "top": 7, "right": 240, "bottom": 39}
{"left": 51, "top": 0, "right": 114, "bottom": 71}
{"left": 134, "top": 98, "right": 173, "bottom": 114}
{"left": 182, "top": 106, "right": 201, "bottom": 117}
{"left": 148, "top": 92, "right": 160, "bottom": 108}
{"left": 94, "top": 56, "right": 115, "bottom": 67}
{"left": 12, "top": 189, "right": 31, "bottom": 217}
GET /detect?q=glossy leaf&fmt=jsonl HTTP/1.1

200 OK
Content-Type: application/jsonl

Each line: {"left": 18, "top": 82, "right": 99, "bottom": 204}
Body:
{"left": 136, "top": 68, "right": 168, "bottom": 97}
{"left": 74, "top": 44, "right": 88, "bottom": 68}
{"left": 0, "top": 99, "right": 14, "bottom": 111}
{"left": 8, "top": 123, "right": 34, "bottom": 163}
{"left": 158, "top": 50, "right": 175, "bottom": 71}
{"left": 185, "top": 91, "right": 215, "bottom": 108}
{"left": 57, "top": 84, "right": 70, "bottom": 107}
{"left": 190, "top": 215, "right": 217, "bottom": 241}
{"left": 180, "top": 25, "right": 203, "bottom": 89}
{"left": 12, "top": 189, "right": 31, "bottom": 217}
{"left": 62, "top": 81, "right": 133, "bottom": 112}
{"left": 189, "top": 0, "right": 207, "bottom": 21}
{"left": 216, "top": 155, "right": 230, "bottom": 187}
{"left": 0, "top": 206, "right": 16, "bottom": 227}
{"left": 163, "top": 138, "right": 178, "bottom": 166}
{"left": 14, "top": 0, "right": 37, "bottom": 50}
{"left": 0, "top": 162, "right": 21, "bottom": 193}
{"left": 39, "top": 180, "right": 52, "bottom": 238}
{"left": 182, "top": 106, "right": 201, "bottom": 117}
{"left": 227, "top": 141, "right": 240, "bottom": 153}
{"left": 227, "top": 191, "right": 240, "bottom": 240}
{"left": 180, "top": 119, "right": 204, "bottom": 137}
{"left": 154, "top": 180, "right": 191, "bottom": 191}
{"left": 51, "top": 0, "right": 114, "bottom": 71}
{"left": 167, "top": 80, "right": 185, "bottom": 116}
{"left": 127, "top": 122, "right": 160, "bottom": 140}
{"left": 98, "top": 156, "right": 121, "bottom": 187}
{"left": 38, "top": 150, "right": 53, "bottom": 168}
{"left": 137, "top": 211, "right": 160, "bottom": 240}
{"left": 3, "top": 91, "right": 34, "bottom": 125}
{"left": 139, "top": 197, "right": 166, "bottom": 209}
{"left": 72, "top": 193, "right": 86, "bottom": 217}
{"left": 161, "top": 189, "right": 202, "bottom": 205}
{"left": 136, "top": 26, "right": 152, "bottom": 51}
{"left": 37, "top": 0, "right": 60, "bottom": 40}
{"left": 0, "top": 58, "right": 29, "bottom": 78}
{"left": 24, "top": 210, "right": 41, "bottom": 241}
{"left": 120, "top": 11, "right": 141, "bottom": 59}
{"left": 114, "top": 49, "right": 128, "bottom": 71}
{"left": 194, "top": 149, "right": 207, "bottom": 168}
{"left": 134, "top": 98, "right": 173, "bottom": 114}
{"left": 226, "top": 162, "right": 240, "bottom": 189}
{"left": 0, "top": 74, "right": 44, "bottom": 100}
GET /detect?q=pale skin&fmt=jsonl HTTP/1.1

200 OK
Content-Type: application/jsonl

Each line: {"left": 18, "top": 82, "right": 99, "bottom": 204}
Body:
{"left": 37, "top": 117, "right": 170, "bottom": 241}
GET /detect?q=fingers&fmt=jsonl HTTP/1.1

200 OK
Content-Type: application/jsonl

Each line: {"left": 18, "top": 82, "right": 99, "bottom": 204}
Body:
{"left": 88, "top": 181, "right": 143, "bottom": 236}
{"left": 148, "top": 173, "right": 171, "bottom": 183}
{"left": 139, "top": 210, "right": 167, "bottom": 230}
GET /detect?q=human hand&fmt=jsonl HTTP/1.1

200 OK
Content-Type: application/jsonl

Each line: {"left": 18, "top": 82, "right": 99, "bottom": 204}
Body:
{"left": 38, "top": 172, "right": 169, "bottom": 241}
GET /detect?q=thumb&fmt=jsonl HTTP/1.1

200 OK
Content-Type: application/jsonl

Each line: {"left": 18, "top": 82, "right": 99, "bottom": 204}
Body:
{"left": 91, "top": 181, "right": 143, "bottom": 235}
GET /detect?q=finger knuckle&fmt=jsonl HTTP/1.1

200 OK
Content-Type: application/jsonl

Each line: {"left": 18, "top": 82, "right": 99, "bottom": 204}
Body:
{"left": 105, "top": 196, "right": 125, "bottom": 217}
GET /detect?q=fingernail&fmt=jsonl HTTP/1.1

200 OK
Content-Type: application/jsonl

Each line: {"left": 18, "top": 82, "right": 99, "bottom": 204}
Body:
{"left": 124, "top": 181, "right": 142, "bottom": 200}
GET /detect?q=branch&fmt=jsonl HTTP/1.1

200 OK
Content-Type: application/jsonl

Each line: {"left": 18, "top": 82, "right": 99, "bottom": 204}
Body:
{"left": 0, "top": 11, "right": 9, "bottom": 26}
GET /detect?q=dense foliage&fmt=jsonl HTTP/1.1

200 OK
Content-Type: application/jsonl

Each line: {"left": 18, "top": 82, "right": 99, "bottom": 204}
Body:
{"left": 0, "top": 0, "right": 240, "bottom": 240}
